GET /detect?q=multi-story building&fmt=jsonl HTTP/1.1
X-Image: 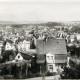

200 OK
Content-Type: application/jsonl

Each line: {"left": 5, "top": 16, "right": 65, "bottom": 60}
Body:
{"left": 36, "top": 38, "right": 67, "bottom": 73}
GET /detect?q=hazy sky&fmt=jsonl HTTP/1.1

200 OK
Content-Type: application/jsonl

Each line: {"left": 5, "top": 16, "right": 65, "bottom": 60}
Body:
{"left": 0, "top": 1, "right": 80, "bottom": 22}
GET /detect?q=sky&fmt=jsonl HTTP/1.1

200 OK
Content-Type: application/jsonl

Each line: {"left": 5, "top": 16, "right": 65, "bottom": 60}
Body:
{"left": 0, "top": 1, "right": 80, "bottom": 22}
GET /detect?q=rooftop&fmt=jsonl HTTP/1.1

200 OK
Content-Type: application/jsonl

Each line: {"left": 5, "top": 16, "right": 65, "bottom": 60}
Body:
{"left": 36, "top": 38, "right": 67, "bottom": 55}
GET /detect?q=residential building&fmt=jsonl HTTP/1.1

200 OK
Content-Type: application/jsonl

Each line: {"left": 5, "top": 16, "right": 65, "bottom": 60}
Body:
{"left": 0, "top": 40, "right": 3, "bottom": 54}
{"left": 4, "top": 39, "right": 16, "bottom": 51}
{"left": 17, "top": 39, "right": 30, "bottom": 53}
{"left": 36, "top": 38, "right": 67, "bottom": 73}
{"left": 76, "top": 33, "right": 80, "bottom": 41}
{"left": 15, "top": 53, "right": 23, "bottom": 61}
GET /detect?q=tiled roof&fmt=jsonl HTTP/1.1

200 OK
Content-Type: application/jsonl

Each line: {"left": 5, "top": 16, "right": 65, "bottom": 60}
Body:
{"left": 36, "top": 54, "right": 45, "bottom": 63}
{"left": 36, "top": 60, "right": 45, "bottom": 64}
{"left": 16, "top": 52, "right": 34, "bottom": 60}
{"left": 55, "top": 60, "right": 67, "bottom": 63}
{"left": 36, "top": 38, "right": 67, "bottom": 55}
{"left": 36, "top": 38, "right": 67, "bottom": 64}
{"left": 55, "top": 54, "right": 67, "bottom": 63}
{"left": 19, "top": 49, "right": 37, "bottom": 55}
{"left": 20, "top": 53, "right": 32, "bottom": 60}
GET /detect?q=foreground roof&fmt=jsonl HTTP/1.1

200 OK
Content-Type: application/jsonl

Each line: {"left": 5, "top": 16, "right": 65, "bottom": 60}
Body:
{"left": 36, "top": 38, "right": 67, "bottom": 55}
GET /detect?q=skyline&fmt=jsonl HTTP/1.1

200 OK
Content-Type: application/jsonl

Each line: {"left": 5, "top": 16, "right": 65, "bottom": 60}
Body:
{"left": 0, "top": 2, "right": 80, "bottom": 22}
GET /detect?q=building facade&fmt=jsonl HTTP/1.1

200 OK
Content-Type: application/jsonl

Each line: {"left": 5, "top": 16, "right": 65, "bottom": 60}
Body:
{"left": 36, "top": 38, "right": 67, "bottom": 73}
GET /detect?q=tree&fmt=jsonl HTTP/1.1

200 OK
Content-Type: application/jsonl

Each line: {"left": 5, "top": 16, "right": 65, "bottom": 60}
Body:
{"left": 61, "top": 61, "right": 80, "bottom": 79}
{"left": 30, "top": 40, "right": 36, "bottom": 49}
{"left": 61, "top": 42, "right": 80, "bottom": 79}
{"left": 1, "top": 50, "right": 16, "bottom": 63}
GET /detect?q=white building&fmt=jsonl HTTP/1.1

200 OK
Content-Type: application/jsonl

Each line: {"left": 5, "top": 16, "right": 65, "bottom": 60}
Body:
{"left": 46, "top": 52, "right": 56, "bottom": 72}
{"left": 5, "top": 39, "right": 16, "bottom": 51}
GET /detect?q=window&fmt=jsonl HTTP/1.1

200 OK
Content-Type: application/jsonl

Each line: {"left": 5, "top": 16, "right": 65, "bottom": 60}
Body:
{"left": 18, "top": 56, "right": 20, "bottom": 58}
{"left": 48, "top": 65, "right": 53, "bottom": 72}
{"left": 49, "top": 65, "right": 53, "bottom": 69}
{"left": 47, "top": 56, "right": 50, "bottom": 60}
{"left": 51, "top": 56, "right": 53, "bottom": 60}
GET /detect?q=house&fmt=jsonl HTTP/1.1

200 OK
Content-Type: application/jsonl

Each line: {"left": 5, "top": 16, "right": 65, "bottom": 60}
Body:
{"left": 14, "top": 52, "right": 34, "bottom": 68}
{"left": 57, "top": 30, "right": 67, "bottom": 39}
{"left": 76, "top": 33, "right": 80, "bottom": 41}
{"left": 15, "top": 52, "right": 35, "bottom": 61}
{"left": 0, "top": 40, "right": 3, "bottom": 55}
{"left": 70, "top": 34, "right": 77, "bottom": 42}
{"left": 4, "top": 39, "right": 16, "bottom": 51}
{"left": 1, "top": 39, "right": 17, "bottom": 62}
{"left": 46, "top": 52, "right": 56, "bottom": 72}
{"left": 17, "top": 39, "right": 30, "bottom": 53}
{"left": 36, "top": 38, "right": 67, "bottom": 73}
{"left": 15, "top": 53, "right": 23, "bottom": 61}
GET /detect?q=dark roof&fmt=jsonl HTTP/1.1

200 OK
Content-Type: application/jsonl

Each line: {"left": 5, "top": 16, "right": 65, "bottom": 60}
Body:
{"left": 36, "top": 38, "right": 67, "bottom": 64}
{"left": 36, "top": 54, "right": 45, "bottom": 63}
{"left": 36, "top": 38, "right": 67, "bottom": 55}
{"left": 20, "top": 53, "right": 32, "bottom": 60}
{"left": 6, "top": 39, "right": 13, "bottom": 44}
{"left": 19, "top": 49, "right": 37, "bottom": 55}
{"left": 20, "top": 52, "right": 35, "bottom": 60}
{"left": 55, "top": 54, "right": 67, "bottom": 63}
{"left": 36, "top": 54, "right": 67, "bottom": 64}
{"left": 17, "top": 39, "right": 24, "bottom": 42}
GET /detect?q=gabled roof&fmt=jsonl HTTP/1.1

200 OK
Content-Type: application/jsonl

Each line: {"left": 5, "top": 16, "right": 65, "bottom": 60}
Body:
{"left": 15, "top": 53, "right": 23, "bottom": 61}
{"left": 36, "top": 38, "right": 67, "bottom": 55}
{"left": 16, "top": 52, "right": 34, "bottom": 60}
{"left": 20, "top": 52, "right": 32, "bottom": 60}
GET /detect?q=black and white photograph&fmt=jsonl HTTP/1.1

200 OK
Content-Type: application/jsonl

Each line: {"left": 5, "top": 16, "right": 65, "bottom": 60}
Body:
{"left": 0, "top": 0, "right": 80, "bottom": 79}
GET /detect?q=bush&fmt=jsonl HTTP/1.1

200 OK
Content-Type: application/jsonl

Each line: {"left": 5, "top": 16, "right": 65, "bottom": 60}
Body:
{"left": 3, "top": 75, "right": 14, "bottom": 79}
{"left": 46, "top": 71, "right": 56, "bottom": 76}
{"left": 0, "top": 76, "right": 4, "bottom": 79}
{"left": 35, "top": 73, "right": 42, "bottom": 77}
{"left": 27, "top": 71, "right": 35, "bottom": 78}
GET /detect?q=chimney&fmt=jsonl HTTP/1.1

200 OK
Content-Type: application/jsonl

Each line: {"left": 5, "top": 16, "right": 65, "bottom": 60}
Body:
{"left": 44, "top": 37, "right": 48, "bottom": 41}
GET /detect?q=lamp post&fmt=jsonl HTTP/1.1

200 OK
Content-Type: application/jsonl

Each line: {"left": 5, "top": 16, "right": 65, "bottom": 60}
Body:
{"left": 26, "top": 61, "right": 29, "bottom": 76}
{"left": 10, "top": 62, "right": 12, "bottom": 79}
{"left": 16, "top": 60, "right": 20, "bottom": 78}
{"left": 8, "top": 62, "right": 12, "bottom": 79}
{"left": 40, "top": 66, "right": 41, "bottom": 74}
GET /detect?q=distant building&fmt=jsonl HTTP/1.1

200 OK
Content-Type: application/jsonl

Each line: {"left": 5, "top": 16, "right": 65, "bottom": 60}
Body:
{"left": 17, "top": 39, "right": 30, "bottom": 53}
{"left": 36, "top": 38, "right": 67, "bottom": 73}
{"left": 76, "top": 33, "right": 80, "bottom": 41}
{"left": 17, "top": 38, "right": 36, "bottom": 54}
{"left": 0, "top": 40, "right": 3, "bottom": 50}
{"left": 0, "top": 40, "right": 3, "bottom": 57}
{"left": 4, "top": 39, "right": 16, "bottom": 51}
{"left": 54, "top": 26, "right": 62, "bottom": 30}
{"left": 57, "top": 30, "right": 67, "bottom": 39}
{"left": 70, "top": 34, "right": 75, "bottom": 42}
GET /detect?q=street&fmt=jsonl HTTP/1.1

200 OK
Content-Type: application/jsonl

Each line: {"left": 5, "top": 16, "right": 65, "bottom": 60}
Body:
{"left": 26, "top": 75, "right": 60, "bottom": 80}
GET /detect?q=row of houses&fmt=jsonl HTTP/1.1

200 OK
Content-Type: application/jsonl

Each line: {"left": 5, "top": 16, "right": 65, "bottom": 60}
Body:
{"left": 0, "top": 37, "right": 68, "bottom": 73}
